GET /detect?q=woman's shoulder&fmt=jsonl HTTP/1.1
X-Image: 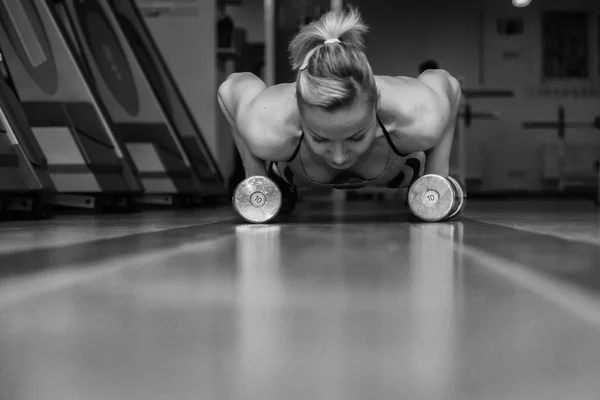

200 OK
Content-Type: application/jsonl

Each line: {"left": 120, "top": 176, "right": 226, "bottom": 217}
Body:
{"left": 374, "top": 75, "right": 447, "bottom": 152}
{"left": 374, "top": 76, "right": 421, "bottom": 132}
{"left": 375, "top": 75, "right": 429, "bottom": 121}
{"left": 375, "top": 73, "right": 458, "bottom": 122}
{"left": 252, "top": 83, "right": 300, "bottom": 125}
{"left": 239, "top": 81, "right": 303, "bottom": 161}
{"left": 247, "top": 82, "right": 302, "bottom": 140}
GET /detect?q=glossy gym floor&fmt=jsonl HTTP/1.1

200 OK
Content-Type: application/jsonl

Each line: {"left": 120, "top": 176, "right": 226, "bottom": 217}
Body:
{"left": 1, "top": 196, "right": 600, "bottom": 400}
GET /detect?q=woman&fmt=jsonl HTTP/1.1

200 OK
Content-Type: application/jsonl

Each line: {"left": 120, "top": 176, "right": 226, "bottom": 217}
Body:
{"left": 218, "top": 7, "right": 461, "bottom": 197}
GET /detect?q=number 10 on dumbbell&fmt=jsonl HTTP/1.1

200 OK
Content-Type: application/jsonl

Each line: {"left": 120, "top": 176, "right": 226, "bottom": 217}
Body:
{"left": 233, "top": 176, "right": 283, "bottom": 223}
{"left": 408, "top": 174, "right": 466, "bottom": 222}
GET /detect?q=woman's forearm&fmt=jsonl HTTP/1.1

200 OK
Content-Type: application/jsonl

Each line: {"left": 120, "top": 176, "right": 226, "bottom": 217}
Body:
{"left": 424, "top": 86, "right": 462, "bottom": 176}
{"left": 424, "top": 120, "right": 455, "bottom": 176}
{"left": 217, "top": 91, "right": 267, "bottom": 178}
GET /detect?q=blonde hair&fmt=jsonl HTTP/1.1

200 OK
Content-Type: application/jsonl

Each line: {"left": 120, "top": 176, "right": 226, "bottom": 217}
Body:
{"left": 289, "top": 7, "right": 378, "bottom": 111}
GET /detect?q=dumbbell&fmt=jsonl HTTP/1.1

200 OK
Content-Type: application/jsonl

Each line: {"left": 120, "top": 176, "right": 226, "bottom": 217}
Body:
{"left": 232, "top": 175, "right": 297, "bottom": 223}
{"left": 408, "top": 174, "right": 466, "bottom": 222}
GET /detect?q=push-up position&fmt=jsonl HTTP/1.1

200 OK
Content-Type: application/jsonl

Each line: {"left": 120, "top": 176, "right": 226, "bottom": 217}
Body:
{"left": 218, "top": 8, "right": 464, "bottom": 223}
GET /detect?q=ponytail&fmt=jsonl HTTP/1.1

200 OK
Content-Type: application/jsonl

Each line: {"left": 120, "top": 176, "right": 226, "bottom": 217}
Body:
{"left": 288, "top": 7, "right": 378, "bottom": 111}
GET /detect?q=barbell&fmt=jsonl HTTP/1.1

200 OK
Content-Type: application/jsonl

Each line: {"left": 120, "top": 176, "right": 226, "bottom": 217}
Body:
{"left": 522, "top": 106, "right": 600, "bottom": 137}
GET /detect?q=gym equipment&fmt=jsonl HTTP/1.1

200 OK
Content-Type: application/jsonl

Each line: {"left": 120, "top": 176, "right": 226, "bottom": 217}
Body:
{"left": 233, "top": 176, "right": 282, "bottom": 223}
{"left": 460, "top": 104, "right": 500, "bottom": 128}
{"left": 446, "top": 175, "right": 466, "bottom": 220}
{"left": 522, "top": 107, "right": 600, "bottom": 133}
{"left": 522, "top": 106, "right": 600, "bottom": 203}
{"left": 0, "top": 78, "right": 54, "bottom": 218}
{"left": 452, "top": 87, "right": 514, "bottom": 189}
{"left": 463, "top": 88, "right": 514, "bottom": 99}
{"left": 0, "top": 52, "right": 16, "bottom": 92}
{"left": 0, "top": 0, "right": 142, "bottom": 211}
{"left": 104, "top": 0, "right": 225, "bottom": 198}
{"left": 54, "top": 0, "right": 223, "bottom": 204}
{"left": 408, "top": 174, "right": 465, "bottom": 222}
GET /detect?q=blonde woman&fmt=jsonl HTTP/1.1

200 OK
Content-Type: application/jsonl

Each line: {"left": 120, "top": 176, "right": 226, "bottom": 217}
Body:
{"left": 218, "top": 7, "right": 461, "bottom": 209}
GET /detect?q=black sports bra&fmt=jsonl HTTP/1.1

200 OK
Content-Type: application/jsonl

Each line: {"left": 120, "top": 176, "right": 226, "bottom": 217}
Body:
{"left": 270, "top": 113, "right": 425, "bottom": 190}
{"left": 285, "top": 114, "right": 411, "bottom": 163}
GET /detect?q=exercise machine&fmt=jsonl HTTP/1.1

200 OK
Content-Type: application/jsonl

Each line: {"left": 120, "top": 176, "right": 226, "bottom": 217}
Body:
{"left": 0, "top": 0, "right": 142, "bottom": 211}
{"left": 0, "top": 77, "right": 54, "bottom": 218}
{"left": 107, "top": 0, "right": 226, "bottom": 199}
{"left": 54, "top": 0, "right": 223, "bottom": 206}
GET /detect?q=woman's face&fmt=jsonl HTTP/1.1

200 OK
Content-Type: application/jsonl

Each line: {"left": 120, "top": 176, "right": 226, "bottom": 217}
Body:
{"left": 300, "top": 101, "right": 377, "bottom": 170}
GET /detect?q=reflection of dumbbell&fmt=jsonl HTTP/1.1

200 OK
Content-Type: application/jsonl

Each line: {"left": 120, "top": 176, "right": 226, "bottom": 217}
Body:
{"left": 408, "top": 174, "right": 466, "bottom": 222}
{"left": 232, "top": 176, "right": 297, "bottom": 223}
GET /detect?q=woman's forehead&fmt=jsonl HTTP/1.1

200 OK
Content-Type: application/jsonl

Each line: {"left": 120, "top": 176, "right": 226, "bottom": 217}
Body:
{"left": 301, "top": 103, "right": 375, "bottom": 136}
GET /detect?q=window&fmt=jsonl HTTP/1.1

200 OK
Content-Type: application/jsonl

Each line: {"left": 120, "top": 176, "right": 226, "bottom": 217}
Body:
{"left": 542, "top": 11, "right": 589, "bottom": 80}
{"left": 597, "top": 13, "right": 600, "bottom": 76}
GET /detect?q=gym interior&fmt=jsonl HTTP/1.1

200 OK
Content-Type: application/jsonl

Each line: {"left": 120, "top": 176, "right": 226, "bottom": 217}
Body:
{"left": 1, "top": 0, "right": 600, "bottom": 398}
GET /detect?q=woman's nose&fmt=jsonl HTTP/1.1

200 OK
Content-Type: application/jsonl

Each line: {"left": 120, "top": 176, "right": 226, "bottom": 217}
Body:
{"left": 330, "top": 143, "right": 348, "bottom": 164}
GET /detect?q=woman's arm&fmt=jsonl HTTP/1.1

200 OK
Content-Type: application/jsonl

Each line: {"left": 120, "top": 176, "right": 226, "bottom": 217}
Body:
{"left": 377, "top": 72, "right": 462, "bottom": 176}
{"left": 417, "top": 70, "right": 462, "bottom": 175}
{"left": 218, "top": 73, "right": 269, "bottom": 177}
{"left": 218, "top": 73, "right": 296, "bottom": 178}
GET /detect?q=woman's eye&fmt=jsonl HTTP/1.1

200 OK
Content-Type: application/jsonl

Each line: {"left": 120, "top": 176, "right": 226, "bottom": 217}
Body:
{"left": 349, "top": 135, "right": 364, "bottom": 142}
{"left": 312, "top": 136, "right": 327, "bottom": 143}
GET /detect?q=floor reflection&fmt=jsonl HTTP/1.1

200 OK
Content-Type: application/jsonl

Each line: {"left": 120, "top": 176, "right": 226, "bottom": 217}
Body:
{"left": 2, "top": 202, "right": 600, "bottom": 399}
{"left": 235, "top": 225, "right": 286, "bottom": 396}
{"left": 408, "top": 223, "right": 464, "bottom": 398}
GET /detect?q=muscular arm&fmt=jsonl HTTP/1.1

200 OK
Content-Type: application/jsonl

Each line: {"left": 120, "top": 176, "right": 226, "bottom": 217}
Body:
{"left": 417, "top": 70, "right": 462, "bottom": 176}
{"left": 218, "top": 74, "right": 266, "bottom": 177}
{"left": 217, "top": 73, "right": 296, "bottom": 178}
{"left": 377, "top": 72, "right": 462, "bottom": 175}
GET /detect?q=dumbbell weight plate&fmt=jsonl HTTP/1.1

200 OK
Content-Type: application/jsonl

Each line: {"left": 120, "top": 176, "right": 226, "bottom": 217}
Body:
{"left": 408, "top": 174, "right": 457, "bottom": 222}
{"left": 445, "top": 176, "right": 466, "bottom": 220}
{"left": 233, "top": 176, "right": 282, "bottom": 223}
